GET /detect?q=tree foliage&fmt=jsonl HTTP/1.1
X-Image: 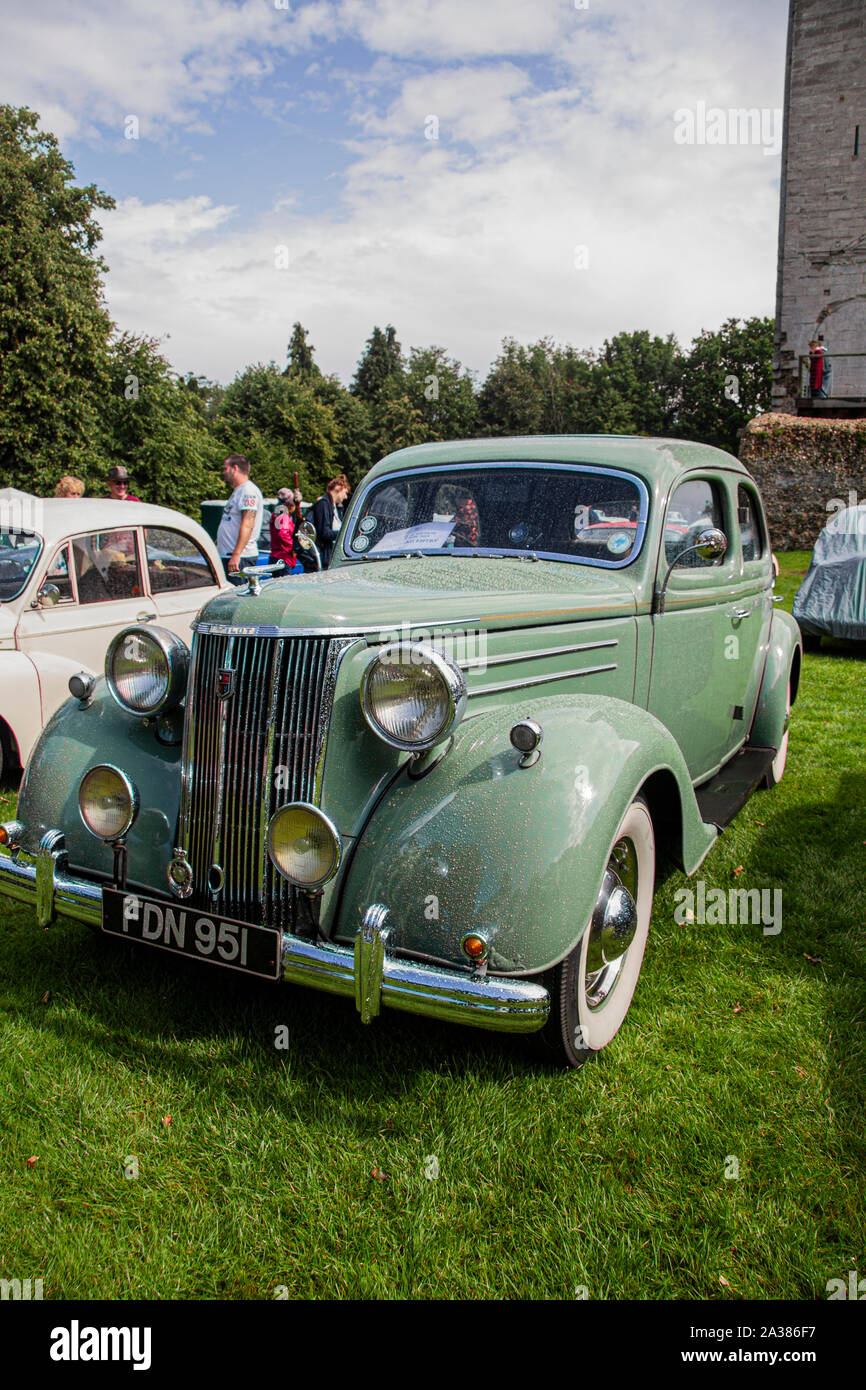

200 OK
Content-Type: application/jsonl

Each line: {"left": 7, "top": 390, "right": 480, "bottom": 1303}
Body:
{"left": 0, "top": 105, "right": 115, "bottom": 490}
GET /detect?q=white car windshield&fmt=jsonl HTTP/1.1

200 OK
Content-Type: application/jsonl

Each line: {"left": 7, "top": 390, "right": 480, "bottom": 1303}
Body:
{"left": 0, "top": 531, "right": 43, "bottom": 602}
{"left": 345, "top": 465, "right": 647, "bottom": 567}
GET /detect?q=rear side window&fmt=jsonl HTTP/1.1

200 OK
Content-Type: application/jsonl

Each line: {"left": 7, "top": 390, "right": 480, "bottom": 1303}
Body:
{"left": 664, "top": 480, "right": 726, "bottom": 567}
{"left": 72, "top": 531, "right": 143, "bottom": 604}
{"left": 737, "top": 486, "right": 765, "bottom": 562}
{"left": 145, "top": 528, "right": 217, "bottom": 592}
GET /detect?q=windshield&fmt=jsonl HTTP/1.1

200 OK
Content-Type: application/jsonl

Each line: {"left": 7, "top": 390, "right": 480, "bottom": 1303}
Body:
{"left": 0, "top": 530, "right": 43, "bottom": 602}
{"left": 343, "top": 465, "right": 648, "bottom": 567}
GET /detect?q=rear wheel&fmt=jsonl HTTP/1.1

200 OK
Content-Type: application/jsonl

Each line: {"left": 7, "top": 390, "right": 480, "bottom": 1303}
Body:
{"left": 540, "top": 796, "right": 655, "bottom": 1069}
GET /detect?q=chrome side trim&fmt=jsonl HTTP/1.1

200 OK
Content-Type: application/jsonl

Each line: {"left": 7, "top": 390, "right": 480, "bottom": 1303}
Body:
{"left": 459, "top": 638, "right": 618, "bottom": 670}
{"left": 468, "top": 663, "right": 618, "bottom": 697}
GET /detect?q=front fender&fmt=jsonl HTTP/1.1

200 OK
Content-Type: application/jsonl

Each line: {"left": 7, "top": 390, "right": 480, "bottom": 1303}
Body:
{"left": 749, "top": 608, "right": 802, "bottom": 749}
{"left": 336, "top": 693, "right": 717, "bottom": 975}
{"left": 0, "top": 651, "right": 43, "bottom": 765}
{"left": 16, "top": 679, "right": 180, "bottom": 886}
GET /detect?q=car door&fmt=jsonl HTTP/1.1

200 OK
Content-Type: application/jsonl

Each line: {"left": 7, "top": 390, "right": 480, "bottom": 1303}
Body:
{"left": 16, "top": 529, "right": 149, "bottom": 721}
{"left": 142, "top": 526, "right": 224, "bottom": 639}
{"left": 647, "top": 474, "right": 754, "bottom": 783}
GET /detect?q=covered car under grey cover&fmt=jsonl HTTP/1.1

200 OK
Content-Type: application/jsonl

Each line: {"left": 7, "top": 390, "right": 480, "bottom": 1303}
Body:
{"left": 793, "top": 505, "right": 866, "bottom": 641}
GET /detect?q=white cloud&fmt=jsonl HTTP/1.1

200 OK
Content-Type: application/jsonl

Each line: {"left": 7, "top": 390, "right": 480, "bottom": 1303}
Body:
{"left": 6, "top": 0, "right": 790, "bottom": 385}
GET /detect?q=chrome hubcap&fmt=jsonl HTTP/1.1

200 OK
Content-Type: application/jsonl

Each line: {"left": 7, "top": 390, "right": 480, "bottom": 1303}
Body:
{"left": 585, "top": 837, "right": 638, "bottom": 1010}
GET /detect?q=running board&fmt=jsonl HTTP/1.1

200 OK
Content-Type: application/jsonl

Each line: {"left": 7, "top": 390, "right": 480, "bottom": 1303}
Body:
{"left": 694, "top": 746, "right": 777, "bottom": 831}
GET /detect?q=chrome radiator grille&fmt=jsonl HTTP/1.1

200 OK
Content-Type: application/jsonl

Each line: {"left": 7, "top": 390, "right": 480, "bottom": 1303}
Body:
{"left": 179, "top": 631, "right": 346, "bottom": 929}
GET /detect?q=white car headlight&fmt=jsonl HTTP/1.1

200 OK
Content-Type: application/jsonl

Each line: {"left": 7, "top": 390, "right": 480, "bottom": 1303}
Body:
{"left": 105, "top": 626, "right": 188, "bottom": 715}
{"left": 360, "top": 642, "right": 467, "bottom": 750}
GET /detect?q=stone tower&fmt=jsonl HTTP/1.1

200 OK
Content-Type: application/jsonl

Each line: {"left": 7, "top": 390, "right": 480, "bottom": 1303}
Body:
{"left": 772, "top": 0, "right": 866, "bottom": 413}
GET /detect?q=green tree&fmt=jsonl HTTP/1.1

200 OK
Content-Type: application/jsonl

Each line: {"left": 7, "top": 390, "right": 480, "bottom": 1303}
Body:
{"left": 285, "top": 322, "right": 319, "bottom": 383}
{"left": 351, "top": 324, "right": 404, "bottom": 401}
{"left": 214, "top": 362, "right": 339, "bottom": 498}
{"left": 100, "top": 334, "right": 224, "bottom": 514}
{"left": 0, "top": 105, "right": 115, "bottom": 490}
{"left": 676, "top": 317, "right": 773, "bottom": 454}
{"left": 593, "top": 330, "right": 683, "bottom": 435}
{"left": 405, "top": 346, "right": 478, "bottom": 440}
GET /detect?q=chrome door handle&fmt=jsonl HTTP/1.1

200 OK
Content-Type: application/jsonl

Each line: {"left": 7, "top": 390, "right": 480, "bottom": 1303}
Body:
{"left": 137, "top": 611, "right": 157, "bottom": 622}
{"left": 731, "top": 607, "right": 750, "bottom": 621}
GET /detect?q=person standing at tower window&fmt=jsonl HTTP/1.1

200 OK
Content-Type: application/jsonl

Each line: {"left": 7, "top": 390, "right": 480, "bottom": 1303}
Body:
{"left": 809, "top": 338, "right": 832, "bottom": 398}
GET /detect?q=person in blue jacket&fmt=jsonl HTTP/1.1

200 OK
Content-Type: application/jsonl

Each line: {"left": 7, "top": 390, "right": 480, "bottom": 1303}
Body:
{"left": 311, "top": 477, "right": 349, "bottom": 566}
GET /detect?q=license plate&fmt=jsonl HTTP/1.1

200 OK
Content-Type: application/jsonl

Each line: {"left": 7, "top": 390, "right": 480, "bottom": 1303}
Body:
{"left": 102, "top": 887, "right": 280, "bottom": 980}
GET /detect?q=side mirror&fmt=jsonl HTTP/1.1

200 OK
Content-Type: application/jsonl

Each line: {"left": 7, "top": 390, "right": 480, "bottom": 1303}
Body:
{"left": 655, "top": 528, "right": 728, "bottom": 614}
{"left": 34, "top": 583, "right": 61, "bottom": 609}
{"left": 299, "top": 520, "right": 317, "bottom": 539}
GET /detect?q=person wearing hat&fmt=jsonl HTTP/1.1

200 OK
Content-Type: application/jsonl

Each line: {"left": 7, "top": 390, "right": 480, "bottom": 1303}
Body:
{"left": 106, "top": 466, "right": 141, "bottom": 501}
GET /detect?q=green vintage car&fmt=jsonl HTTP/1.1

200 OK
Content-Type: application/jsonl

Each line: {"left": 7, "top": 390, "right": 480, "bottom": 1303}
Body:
{"left": 0, "top": 438, "right": 801, "bottom": 1067}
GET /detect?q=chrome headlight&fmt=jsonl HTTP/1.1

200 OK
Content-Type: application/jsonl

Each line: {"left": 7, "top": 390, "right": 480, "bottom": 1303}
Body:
{"left": 78, "top": 765, "right": 139, "bottom": 841}
{"left": 360, "top": 642, "right": 467, "bottom": 750}
{"left": 105, "top": 626, "right": 189, "bottom": 715}
{"left": 267, "top": 803, "right": 342, "bottom": 890}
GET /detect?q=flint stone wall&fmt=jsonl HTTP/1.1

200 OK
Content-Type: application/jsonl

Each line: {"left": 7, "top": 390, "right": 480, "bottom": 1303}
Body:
{"left": 739, "top": 412, "right": 866, "bottom": 550}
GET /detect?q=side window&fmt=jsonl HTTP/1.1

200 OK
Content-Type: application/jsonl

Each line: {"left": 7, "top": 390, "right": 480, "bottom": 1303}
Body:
{"left": 664, "top": 479, "right": 726, "bottom": 568}
{"left": 46, "top": 544, "right": 74, "bottom": 602}
{"left": 72, "top": 531, "right": 143, "bottom": 604}
{"left": 737, "top": 486, "right": 764, "bottom": 562}
{"left": 145, "top": 528, "right": 217, "bottom": 592}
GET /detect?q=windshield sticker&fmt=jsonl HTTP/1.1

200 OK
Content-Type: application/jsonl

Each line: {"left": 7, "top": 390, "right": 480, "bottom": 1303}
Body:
{"left": 606, "top": 531, "right": 632, "bottom": 556}
{"left": 370, "top": 521, "right": 455, "bottom": 553}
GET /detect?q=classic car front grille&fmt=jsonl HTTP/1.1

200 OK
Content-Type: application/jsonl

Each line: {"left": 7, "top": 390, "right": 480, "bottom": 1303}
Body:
{"left": 179, "top": 631, "right": 345, "bottom": 929}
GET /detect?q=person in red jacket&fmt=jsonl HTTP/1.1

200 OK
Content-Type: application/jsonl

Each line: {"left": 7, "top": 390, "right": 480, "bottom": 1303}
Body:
{"left": 269, "top": 487, "right": 304, "bottom": 573}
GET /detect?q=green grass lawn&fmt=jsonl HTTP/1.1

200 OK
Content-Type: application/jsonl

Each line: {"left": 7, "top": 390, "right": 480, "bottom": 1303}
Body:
{"left": 1, "top": 551, "right": 863, "bottom": 1300}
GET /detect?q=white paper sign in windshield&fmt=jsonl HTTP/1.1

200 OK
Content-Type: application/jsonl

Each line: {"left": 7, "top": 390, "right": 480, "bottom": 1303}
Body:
{"left": 370, "top": 521, "right": 455, "bottom": 553}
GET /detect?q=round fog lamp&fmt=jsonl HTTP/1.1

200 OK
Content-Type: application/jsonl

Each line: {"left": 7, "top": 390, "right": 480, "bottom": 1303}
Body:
{"left": 267, "top": 803, "right": 341, "bottom": 890}
{"left": 78, "top": 765, "right": 139, "bottom": 841}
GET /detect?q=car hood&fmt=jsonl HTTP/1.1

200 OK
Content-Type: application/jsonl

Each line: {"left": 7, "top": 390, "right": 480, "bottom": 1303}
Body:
{"left": 196, "top": 556, "right": 636, "bottom": 633}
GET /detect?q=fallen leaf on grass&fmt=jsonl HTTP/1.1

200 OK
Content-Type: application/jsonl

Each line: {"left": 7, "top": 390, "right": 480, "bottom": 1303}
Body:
{"left": 805, "top": 953, "right": 823, "bottom": 964}
{"left": 733, "top": 1004, "right": 744, "bottom": 1014}
{"left": 162, "top": 1115, "right": 171, "bottom": 1128}
{"left": 40, "top": 991, "right": 50, "bottom": 1004}
{"left": 25, "top": 1156, "right": 38, "bottom": 1168}
{"left": 371, "top": 1166, "right": 388, "bottom": 1181}
{"left": 733, "top": 866, "right": 744, "bottom": 877}
{"left": 795, "top": 1067, "right": 807, "bottom": 1079}
{"left": 720, "top": 1275, "right": 731, "bottom": 1287}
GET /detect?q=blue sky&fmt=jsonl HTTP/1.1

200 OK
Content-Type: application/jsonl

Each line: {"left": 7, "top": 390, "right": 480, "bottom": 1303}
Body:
{"left": 2, "top": 0, "right": 791, "bottom": 385}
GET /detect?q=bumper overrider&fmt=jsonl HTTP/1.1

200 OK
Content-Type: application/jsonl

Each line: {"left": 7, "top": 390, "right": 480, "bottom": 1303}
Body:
{"left": 0, "top": 834, "right": 549, "bottom": 1034}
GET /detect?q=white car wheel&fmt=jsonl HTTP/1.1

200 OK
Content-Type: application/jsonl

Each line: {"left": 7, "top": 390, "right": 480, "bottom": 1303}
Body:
{"left": 541, "top": 796, "right": 655, "bottom": 1069}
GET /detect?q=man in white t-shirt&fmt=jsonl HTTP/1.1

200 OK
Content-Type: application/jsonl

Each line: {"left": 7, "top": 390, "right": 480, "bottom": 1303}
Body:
{"left": 216, "top": 454, "right": 264, "bottom": 576}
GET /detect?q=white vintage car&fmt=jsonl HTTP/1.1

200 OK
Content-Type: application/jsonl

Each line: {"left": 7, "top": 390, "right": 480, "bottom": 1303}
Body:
{"left": 0, "top": 490, "right": 227, "bottom": 781}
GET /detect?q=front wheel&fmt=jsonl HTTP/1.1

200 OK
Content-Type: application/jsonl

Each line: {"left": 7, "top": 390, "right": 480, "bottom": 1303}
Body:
{"left": 540, "top": 796, "right": 655, "bottom": 1069}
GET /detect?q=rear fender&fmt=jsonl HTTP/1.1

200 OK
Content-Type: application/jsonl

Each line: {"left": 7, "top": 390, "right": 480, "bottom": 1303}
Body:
{"left": 749, "top": 608, "right": 802, "bottom": 749}
{"left": 335, "top": 692, "right": 717, "bottom": 975}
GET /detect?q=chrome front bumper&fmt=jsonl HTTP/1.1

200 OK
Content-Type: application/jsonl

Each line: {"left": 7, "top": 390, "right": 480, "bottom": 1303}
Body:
{"left": 0, "top": 841, "right": 549, "bottom": 1035}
